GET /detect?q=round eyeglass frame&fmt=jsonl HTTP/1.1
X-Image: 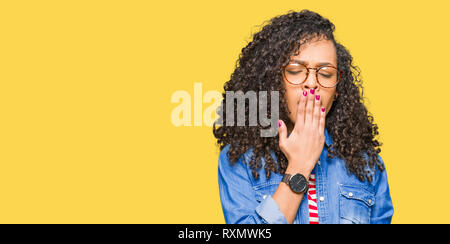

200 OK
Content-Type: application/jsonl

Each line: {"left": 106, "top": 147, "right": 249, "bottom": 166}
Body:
{"left": 282, "top": 63, "right": 344, "bottom": 88}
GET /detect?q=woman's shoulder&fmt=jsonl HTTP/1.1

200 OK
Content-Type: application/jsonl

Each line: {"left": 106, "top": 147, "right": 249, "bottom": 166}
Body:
{"left": 218, "top": 144, "right": 253, "bottom": 170}
{"left": 359, "top": 151, "right": 389, "bottom": 189}
{"left": 362, "top": 151, "right": 387, "bottom": 175}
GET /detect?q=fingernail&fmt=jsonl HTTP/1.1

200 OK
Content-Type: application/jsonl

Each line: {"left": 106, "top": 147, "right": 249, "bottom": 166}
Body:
{"left": 315, "top": 94, "right": 320, "bottom": 101}
{"left": 278, "top": 120, "right": 282, "bottom": 128}
{"left": 310, "top": 89, "right": 315, "bottom": 94}
{"left": 302, "top": 90, "right": 307, "bottom": 96}
{"left": 321, "top": 107, "right": 325, "bottom": 112}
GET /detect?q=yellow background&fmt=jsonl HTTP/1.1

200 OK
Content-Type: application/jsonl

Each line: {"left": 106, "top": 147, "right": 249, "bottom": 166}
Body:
{"left": 0, "top": 0, "right": 449, "bottom": 224}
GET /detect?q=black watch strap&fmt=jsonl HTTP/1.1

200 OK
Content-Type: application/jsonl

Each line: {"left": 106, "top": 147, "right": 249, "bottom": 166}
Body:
{"left": 282, "top": 174, "right": 291, "bottom": 184}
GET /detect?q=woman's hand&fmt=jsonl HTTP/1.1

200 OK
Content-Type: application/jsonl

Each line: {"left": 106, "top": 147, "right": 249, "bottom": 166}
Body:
{"left": 277, "top": 88, "right": 326, "bottom": 177}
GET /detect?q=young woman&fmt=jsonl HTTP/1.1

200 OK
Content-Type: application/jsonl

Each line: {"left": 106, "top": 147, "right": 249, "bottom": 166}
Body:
{"left": 213, "top": 9, "right": 394, "bottom": 224}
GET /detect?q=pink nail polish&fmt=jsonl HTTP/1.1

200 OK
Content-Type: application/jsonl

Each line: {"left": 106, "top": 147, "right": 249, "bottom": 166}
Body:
{"left": 302, "top": 91, "right": 307, "bottom": 96}
{"left": 278, "top": 120, "right": 281, "bottom": 128}
{"left": 316, "top": 95, "right": 320, "bottom": 101}
{"left": 310, "top": 89, "right": 315, "bottom": 95}
{"left": 321, "top": 107, "right": 325, "bottom": 112}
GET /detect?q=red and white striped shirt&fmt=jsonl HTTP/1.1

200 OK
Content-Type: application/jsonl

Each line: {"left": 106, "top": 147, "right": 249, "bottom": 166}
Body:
{"left": 307, "top": 174, "right": 319, "bottom": 224}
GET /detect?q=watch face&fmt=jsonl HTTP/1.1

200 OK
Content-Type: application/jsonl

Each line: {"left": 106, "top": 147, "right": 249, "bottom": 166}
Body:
{"left": 289, "top": 174, "right": 307, "bottom": 193}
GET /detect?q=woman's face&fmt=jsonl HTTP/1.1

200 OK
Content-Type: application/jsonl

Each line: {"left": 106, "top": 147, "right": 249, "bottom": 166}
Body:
{"left": 283, "top": 37, "right": 338, "bottom": 129}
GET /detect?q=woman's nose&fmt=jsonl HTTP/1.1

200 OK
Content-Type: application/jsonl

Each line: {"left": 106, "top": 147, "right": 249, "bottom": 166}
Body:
{"left": 302, "top": 71, "right": 319, "bottom": 90}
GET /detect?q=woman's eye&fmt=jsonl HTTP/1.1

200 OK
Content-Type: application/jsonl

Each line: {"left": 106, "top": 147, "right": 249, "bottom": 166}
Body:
{"left": 287, "top": 70, "right": 303, "bottom": 75}
{"left": 320, "top": 73, "right": 332, "bottom": 78}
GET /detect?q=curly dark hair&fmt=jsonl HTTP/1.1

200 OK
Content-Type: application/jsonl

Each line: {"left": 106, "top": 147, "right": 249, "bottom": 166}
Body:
{"left": 213, "top": 9, "right": 384, "bottom": 182}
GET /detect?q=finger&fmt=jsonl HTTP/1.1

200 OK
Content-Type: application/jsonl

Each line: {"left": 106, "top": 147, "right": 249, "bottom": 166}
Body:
{"left": 293, "top": 89, "right": 307, "bottom": 132}
{"left": 304, "top": 88, "right": 315, "bottom": 127}
{"left": 278, "top": 120, "right": 287, "bottom": 148}
{"left": 312, "top": 93, "right": 321, "bottom": 127}
{"left": 318, "top": 106, "right": 326, "bottom": 136}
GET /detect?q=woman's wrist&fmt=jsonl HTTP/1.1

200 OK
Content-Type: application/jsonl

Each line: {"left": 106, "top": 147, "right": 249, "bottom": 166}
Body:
{"left": 285, "top": 161, "right": 313, "bottom": 179}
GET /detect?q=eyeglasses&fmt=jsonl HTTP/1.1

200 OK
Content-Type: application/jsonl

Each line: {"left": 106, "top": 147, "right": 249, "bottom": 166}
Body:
{"left": 282, "top": 62, "right": 344, "bottom": 88}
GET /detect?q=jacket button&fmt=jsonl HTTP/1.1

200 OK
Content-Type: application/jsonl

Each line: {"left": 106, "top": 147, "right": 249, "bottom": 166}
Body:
{"left": 317, "top": 160, "right": 321, "bottom": 166}
{"left": 319, "top": 196, "right": 325, "bottom": 202}
{"left": 348, "top": 192, "right": 353, "bottom": 197}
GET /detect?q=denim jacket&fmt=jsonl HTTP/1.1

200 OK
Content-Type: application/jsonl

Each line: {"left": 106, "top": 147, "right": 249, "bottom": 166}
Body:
{"left": 217, "top": 128, "right": 394, "bottom": 224}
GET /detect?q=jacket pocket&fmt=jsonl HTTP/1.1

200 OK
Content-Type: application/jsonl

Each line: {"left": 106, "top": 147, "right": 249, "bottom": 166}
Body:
{"left": 338, "top": 184, "right": 375, "bottom": 224}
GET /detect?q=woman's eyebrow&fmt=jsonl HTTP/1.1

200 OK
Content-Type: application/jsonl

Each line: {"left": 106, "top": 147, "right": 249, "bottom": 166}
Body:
{"left": 291, "top": 59, "right": 335, "bottom": 67}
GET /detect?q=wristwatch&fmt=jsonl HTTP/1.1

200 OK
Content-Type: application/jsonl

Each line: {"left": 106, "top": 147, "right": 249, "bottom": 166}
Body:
{"left": 282, "top": 173, "right": 308, "bottom": 194}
